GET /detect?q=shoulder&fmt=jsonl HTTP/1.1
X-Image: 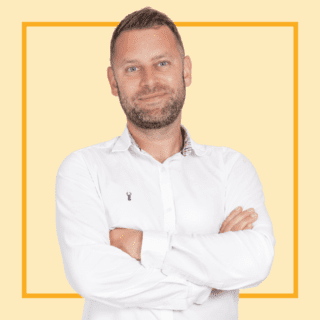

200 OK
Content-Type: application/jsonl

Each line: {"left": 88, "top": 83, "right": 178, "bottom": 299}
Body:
{"left": 221, "top": 146, "right": 247, "bottom": 167}
{"left": 205, "top": 145, "right": 244, "bottom": 163}
{"left": 56, "top": 138, "right": 118, "bottom": 175}
{"left": 205, "top": 145, "right": 255, "bottom": 174}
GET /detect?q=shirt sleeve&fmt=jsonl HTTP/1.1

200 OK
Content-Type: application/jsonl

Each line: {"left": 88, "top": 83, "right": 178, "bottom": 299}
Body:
{"left": 140, "top": 230, "right": 171, "bottom": 269}
{"left": 156, "top": 148, "right": 276, "bottom": 291}
{"left": 55, "top": 151, "right": 211, "bottom": 310}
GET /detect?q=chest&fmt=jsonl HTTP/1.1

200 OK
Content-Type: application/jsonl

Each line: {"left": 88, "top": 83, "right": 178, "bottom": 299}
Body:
{"left": 97, "top": 155, "right": 226, "bottom": 235}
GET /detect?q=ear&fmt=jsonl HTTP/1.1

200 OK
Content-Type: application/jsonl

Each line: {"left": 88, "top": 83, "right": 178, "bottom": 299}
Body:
{"left": 183, "top": 55, "right": 192, "bottom": 87}
{"left": 107, "top": 66, "right": 119, "bottom": 97}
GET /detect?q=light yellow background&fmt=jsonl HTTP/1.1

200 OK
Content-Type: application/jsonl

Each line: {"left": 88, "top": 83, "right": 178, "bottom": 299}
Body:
{"left": 26, "top": 25, "right": 293, "bottom": 295}
{"left": 1, "top": 0, "right": 318, "bottom": 319}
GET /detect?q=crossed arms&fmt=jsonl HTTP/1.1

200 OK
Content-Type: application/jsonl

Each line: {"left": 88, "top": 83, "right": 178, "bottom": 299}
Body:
{"left": 109, "top": 205, "right": 259, "bottom": 295}
{"left": 55, "top": 149, "right": 276, "bottom": 310}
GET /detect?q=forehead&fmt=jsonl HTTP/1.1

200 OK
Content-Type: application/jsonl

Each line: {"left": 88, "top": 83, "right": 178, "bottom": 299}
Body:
{"left": 114, "top": 25, "right": 180, "bottom": 66}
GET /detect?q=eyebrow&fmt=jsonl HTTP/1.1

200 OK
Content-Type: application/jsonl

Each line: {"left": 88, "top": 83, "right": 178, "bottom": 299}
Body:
{"left": 120, "top": 52, "right": 174, "bottom": 67}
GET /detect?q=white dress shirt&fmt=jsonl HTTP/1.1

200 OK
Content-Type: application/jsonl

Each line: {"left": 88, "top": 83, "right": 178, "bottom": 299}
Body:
{"left": 55, "top": 124, "right": 276, "bottom": 320}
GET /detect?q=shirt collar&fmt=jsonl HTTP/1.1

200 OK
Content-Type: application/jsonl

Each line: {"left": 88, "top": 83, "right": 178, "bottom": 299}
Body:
{"left": 111, "top": 123, "right": 207, "bottom": 157}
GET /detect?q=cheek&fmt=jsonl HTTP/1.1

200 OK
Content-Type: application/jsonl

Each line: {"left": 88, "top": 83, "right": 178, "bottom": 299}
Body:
{"left": 119, "top": 84, "right": 136, "bottom": 99}
{"left": 165, "top": 72, "right": 179, "bottom": 85}
{"left": 165, "top": 76, "right": 173, "bottom": 82}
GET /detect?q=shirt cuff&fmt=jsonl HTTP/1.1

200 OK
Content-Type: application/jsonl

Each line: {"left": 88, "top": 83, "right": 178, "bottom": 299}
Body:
{"left": 141, "top": 230, "right": 170, "bottom": 269}
{"left": 188, "top": 281, "right": 212, "bottom": 305}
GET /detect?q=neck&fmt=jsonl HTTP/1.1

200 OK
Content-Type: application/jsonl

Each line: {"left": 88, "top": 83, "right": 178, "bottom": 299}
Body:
{"left": 127, "top": 115, "right": 183, "bottom": 164}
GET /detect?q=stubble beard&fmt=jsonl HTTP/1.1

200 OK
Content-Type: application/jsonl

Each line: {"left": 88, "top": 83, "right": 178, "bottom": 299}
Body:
{"left": 116, "top": 76, "right": 186, "bottom": 130}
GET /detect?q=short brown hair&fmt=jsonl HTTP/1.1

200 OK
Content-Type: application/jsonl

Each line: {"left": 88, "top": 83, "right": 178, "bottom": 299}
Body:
{"left": 110, "top": 7, "right": 185, "bottom": 68}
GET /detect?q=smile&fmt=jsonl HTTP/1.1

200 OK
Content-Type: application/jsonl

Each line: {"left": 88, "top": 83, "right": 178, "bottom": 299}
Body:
{"left": 139, "top": 93, "right": 167, "bottom": 102}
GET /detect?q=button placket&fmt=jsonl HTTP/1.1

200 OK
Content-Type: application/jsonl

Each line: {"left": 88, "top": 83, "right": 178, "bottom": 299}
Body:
{"left": 158, "top": 166, "right": 175, "bottom": 232}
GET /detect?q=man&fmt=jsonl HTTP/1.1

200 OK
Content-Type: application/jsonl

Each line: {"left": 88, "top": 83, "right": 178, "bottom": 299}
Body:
{"left": 55, "top": 6, "right": 276, "bottom": 320}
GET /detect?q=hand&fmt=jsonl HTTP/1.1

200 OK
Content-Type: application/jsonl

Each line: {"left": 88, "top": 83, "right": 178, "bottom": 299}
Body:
{"left": 211, "top": 207, "right": 258, "bottom": 296}
{"left": 109, "top": 228, "right": 143, "bottom": 261}
{"left": 219, "top": 206, "right": 258, "bottom": 233}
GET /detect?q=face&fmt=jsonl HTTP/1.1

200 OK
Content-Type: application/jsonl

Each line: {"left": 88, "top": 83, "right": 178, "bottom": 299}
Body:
{"left": 107, "top": 25, "right": 192, "bottom": 130}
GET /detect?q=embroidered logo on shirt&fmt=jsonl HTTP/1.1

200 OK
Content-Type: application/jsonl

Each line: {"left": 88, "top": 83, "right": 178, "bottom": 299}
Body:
{"left": 126, "top": 192, "right": 132, "bottom": 201}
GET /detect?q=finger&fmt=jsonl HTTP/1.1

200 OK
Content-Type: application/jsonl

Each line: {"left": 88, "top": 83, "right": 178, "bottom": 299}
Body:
{"left": 225, "top": 208, "right": 256, "bottom": 232}
{"left": 220, "top": 208, "right": 250, "bottom": 233}
{"left": 231, "top": 214, "right": 257, "bottom": 232}
{"left": 232, "top": 216, "right": 257, "bottom": 231}
{"left": 219, "top": 206, "right": 243, "bottom": 232}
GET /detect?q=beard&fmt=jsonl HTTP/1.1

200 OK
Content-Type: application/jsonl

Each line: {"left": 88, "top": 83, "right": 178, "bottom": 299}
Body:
{"left": 116, "top": 75, "right": 186, "bottom": 130}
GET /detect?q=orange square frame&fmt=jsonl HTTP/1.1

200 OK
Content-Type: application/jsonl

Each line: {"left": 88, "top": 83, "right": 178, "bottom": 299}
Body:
{"left": 22, "top": 21, "right": 298, "bottom": 299}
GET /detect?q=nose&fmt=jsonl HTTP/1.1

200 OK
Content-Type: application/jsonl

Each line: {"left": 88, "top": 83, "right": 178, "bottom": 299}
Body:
{"left": 140, "top": 67, "right": 157, "bottom": 89}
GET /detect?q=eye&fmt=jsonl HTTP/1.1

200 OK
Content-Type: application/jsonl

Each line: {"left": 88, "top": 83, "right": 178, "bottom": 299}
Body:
{"left": 159, "top": 61, "right": 168, "bottom": 67}
{"left": 128, "top": 66, "right": 137, "bottom": 72}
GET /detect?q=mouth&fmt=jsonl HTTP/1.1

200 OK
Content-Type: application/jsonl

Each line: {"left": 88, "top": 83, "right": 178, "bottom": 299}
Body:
{"left": 139, "top": 93, "right": 167, "bottom": 102}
